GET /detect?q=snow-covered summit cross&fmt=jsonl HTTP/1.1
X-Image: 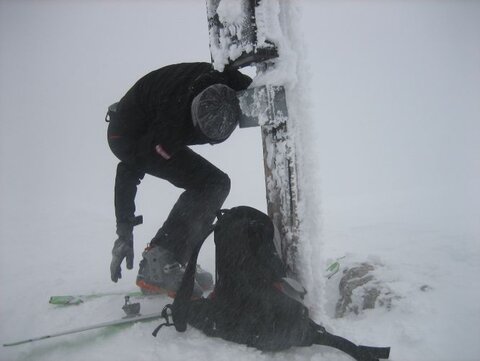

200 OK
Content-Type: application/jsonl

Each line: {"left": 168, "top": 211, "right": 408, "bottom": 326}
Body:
{"left": 206, "top": 0, "right": 301, "bottom": 277}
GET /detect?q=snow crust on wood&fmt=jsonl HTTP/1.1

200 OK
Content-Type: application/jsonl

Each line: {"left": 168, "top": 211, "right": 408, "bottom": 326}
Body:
{"left": 252, "top": 0, "right": 297, "bottom": 87}
{"left": 238, "top": 86, "right": 270, "bottom": 125}
{"left": 208, "top": 0, "right": 252, "bottom": 71}
{"left": 216, "top": 0, "right": 244, "bottom": 24}
{"left": 238, "top": 86, "right": 288, "bottom": 127}
{"left": 209, "top": 0, "right": 323, "bottom": 317}
{"left": 253, "top": 0, "right": 324, "bottom": 315}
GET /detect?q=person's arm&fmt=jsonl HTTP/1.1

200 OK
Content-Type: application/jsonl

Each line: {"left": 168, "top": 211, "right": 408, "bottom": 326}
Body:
{"left": 189, "top": 68, "right": 252, "bottom": 97}
{"left": 110, "top": 163, "right": 144, "bottom": 282}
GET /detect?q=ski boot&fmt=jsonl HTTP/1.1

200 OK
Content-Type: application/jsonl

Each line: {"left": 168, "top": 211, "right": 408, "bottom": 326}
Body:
{"left": 195, "top": 264, "right": 214, "bottom": 291}
{"left": 136, "top": 245, "right": 209, "bottom": 298}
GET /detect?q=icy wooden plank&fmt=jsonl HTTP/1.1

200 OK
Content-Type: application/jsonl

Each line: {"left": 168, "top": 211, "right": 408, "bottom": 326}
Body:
{"left": 237, "top": 85, "right": 288, "bottom": 128}
{"left": 206, "top": 0, "right": 277, "bottom": 70}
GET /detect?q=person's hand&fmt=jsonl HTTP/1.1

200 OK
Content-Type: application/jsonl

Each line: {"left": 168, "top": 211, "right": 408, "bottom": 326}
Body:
{"left": 110, "top": 224, "right": 134, "bottom": 282}
{"left": 110, "top": 216, "right": 142, "bottom": 282}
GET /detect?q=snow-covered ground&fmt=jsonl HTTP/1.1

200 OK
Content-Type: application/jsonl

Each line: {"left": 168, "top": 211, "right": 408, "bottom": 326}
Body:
{"left": 1, "top": 1, "right": 479, "bottom": 361}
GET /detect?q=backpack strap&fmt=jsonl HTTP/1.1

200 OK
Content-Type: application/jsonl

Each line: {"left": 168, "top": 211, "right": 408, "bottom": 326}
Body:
{"left": 311, "top": 322, "right": 390, "bottom": 361}
{"left": 171, "top": 227, "right": 215, "bottom": 332}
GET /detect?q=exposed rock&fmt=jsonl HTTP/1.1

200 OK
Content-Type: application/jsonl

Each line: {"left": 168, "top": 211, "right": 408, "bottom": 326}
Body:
{"left": 335, "top": 262, "right": 398, "bottom": 318}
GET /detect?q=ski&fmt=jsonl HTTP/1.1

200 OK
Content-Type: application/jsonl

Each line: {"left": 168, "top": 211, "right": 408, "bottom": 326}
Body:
{"left": 325, "top": 256, "right": 346, "bottom": 279}
{"left": 3, "top": 311, "right": 165, "bottom": 347}
{"left": 49, "top": 290, "right": 161, "bottom": 305}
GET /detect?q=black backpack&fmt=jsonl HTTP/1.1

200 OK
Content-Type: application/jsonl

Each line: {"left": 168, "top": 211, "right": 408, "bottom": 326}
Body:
{"left": 154, "top": 206, "right": 390, "bottom": 361}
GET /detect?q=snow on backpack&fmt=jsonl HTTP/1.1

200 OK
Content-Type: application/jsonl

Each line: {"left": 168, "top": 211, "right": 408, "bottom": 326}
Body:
{"left": 153, "top": 206, "right": 391, "bottom": 361}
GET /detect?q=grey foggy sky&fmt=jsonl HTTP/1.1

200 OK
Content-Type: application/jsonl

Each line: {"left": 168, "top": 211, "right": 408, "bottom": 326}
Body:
{"left": 0, "top": 0, "right": 479, "bottom": 237}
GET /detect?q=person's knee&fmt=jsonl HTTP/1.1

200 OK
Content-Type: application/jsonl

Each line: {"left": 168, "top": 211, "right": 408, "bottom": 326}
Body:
{"left": 208, "top": 171, "right": 230, "bottom": 200}
{"left": 218, "top": 172, "right": 231, "bottom": 197}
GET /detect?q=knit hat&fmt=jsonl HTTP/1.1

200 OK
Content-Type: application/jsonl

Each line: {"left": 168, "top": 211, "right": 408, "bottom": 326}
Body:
{"left": 191, "top": 84, "right": 240, "bottom": 144}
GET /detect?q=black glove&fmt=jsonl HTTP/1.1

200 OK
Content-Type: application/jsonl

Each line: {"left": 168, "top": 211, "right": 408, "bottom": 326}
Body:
{"left": 110, "top": 238, "right": 133, "bottom": 282}
{"left": 110, "top": 216, "right": 142, "bottom": 282}
{"left": 110, "top": 223, "right": 133, "bottom": 282}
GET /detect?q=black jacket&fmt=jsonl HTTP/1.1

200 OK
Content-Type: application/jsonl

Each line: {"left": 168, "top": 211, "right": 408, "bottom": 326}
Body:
{"left": 114, "top": 62, "right": 252, "bottom": 157}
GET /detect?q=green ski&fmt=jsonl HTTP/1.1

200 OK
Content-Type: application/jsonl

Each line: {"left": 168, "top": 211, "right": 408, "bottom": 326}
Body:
{"left": 48, "top": 291, "right": 147, "bottom": 305}
{"left": 49, "top": 291, "right": 158, "bottom": 305}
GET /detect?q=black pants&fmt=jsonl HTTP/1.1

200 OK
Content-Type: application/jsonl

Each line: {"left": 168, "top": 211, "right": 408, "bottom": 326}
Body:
{"left": 107, "top": 118, "right": 230, "bottom": 264}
